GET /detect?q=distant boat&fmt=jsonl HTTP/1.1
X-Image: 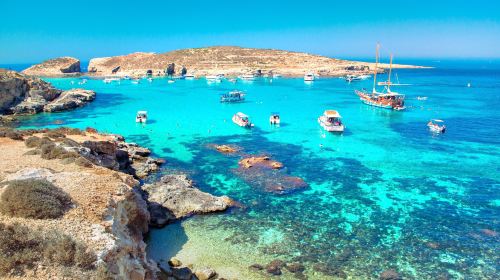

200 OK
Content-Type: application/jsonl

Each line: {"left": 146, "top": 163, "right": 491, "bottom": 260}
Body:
{"left": 240, "top": 74, "right": 255, "bottom": 81}
{"left": 318, "top": 110, "right": 344, "bottom": 132}
{"left": 304, "top": 72, "right": 315, "bottom": 82}
{"left": 148, "top": 78, "right": 153, "bottom": 82}
{"left": 206, "top": 75, "right": 222, "bottom": 83}
{"left": 428, "top": 119, "right": 446, "bottom": 133}
{"left": 104, "top": 78, "right": 120, "bottom": 83}
{"left": 131, "top": 79, "right": 140, "bottom": 84}
{"left": 184, "top": 74, "right": 195, "bottom": 80}
{"left": 417, "top": 96, "right": 428, "bottom": 101}
{"left": 220, "top": 90, "right": 245, "bottom": 103}
{"left": 136, "top": 111, "right": 148, "bottom": 123}
{"left": 467, "top": 82, "right": 471, "bottom": 88}
{"left": 269, "top": 112, "right": 280, "bottom": 125}
{"left": 355, "top": 44, "right": 406, "bottom": 111}
{"left": 232, "top": 112, "right": 254, "bottom": 128}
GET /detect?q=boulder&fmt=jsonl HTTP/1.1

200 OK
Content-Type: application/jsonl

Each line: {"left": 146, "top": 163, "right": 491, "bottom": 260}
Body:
{"left": 142, "top": 174, "right": 233, "bottom": 227}
{"left": 285, "top": 262, "right": 305, "bottom": 273}
{"left": 214, "top": 144, "right": 239, "bottom": 154}
{"left": 194, "top": 267, "right": 217, "bottom": 280}
{"left": 22, "top": 57, "right": 81, "bottom": 76}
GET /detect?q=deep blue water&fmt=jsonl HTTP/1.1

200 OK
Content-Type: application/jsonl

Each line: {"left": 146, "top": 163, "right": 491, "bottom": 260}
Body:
{"left": 10, "top": 60, "right": 500, "bottom": 279}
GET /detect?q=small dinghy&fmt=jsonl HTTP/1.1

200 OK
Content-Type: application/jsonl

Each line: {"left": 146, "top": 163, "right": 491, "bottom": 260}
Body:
{"left": 136, "top": 111, "right": 148, "bottom": 123}
{"left": 232, "top": 112, "right": 254, "bottom": 128}
{"left": 427, "top": 119, "right": 446, "bottom": 133}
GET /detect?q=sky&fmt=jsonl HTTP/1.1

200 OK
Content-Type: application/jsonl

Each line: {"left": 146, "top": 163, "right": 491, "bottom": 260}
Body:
{"left": 1, "top": 0, "right": 499, "bottom": 63}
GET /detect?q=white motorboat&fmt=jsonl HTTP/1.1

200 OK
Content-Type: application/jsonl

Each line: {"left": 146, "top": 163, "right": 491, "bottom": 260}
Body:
{"left": 136, "top": 111, "right": 148, "bottom": 123}
{"left": 428, "top": 119, "right": 446, "bottom": 133}
{"left": 232, "top": 112, "right": 254, "bottom": 128}
{"left": 304, "top": 72, "right": 315, "bottom": 82}
{"left": 104, "top": 78, "right": 120, "bottom": 84}
{"left": 269, "top": 112, "right": 280, "bottom": 125}
{"left": 184, "top": 74, "right": 195, "bottom": 80}
{"left": 318, "top": 110, "right": 344, "bottom": 132}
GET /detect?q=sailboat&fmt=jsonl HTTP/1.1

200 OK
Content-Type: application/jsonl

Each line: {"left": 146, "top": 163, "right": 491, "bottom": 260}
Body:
{"left": 355, "top": 44, "right": 406, "bottom": 111}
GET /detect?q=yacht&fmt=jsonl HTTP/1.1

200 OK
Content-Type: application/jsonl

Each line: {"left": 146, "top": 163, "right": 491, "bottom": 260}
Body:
{"left": 318, "top": 110, "right": 344, "bottom": 132}
{"left": 269, "top": 112, "right": 280, "bottom": 125}
{"left": 355, "top": 45, "right": 406, "bottom": 111}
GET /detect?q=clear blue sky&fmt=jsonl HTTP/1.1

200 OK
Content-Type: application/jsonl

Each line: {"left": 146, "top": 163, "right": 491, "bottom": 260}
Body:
{"left": 1, "top": 0, "right": 499, "bottom": 63}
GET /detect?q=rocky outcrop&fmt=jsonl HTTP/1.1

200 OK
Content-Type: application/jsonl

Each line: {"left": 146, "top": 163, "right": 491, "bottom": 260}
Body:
{"left": 0, "top": 69, "right": 95, "bottom": 115}
{"left": 44, "top": 89, "right": 95, "bottom": 112}
{"left": 22, "top": 57, "right": 81, "bottom": 76}
{"left": 142, "top": 174, "right": 233, "bottom": 227}
{"left": 86, "top": 46, "right": 427, "bottom": 78}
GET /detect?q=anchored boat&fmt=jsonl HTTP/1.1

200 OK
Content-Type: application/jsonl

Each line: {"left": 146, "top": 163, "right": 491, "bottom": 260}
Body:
{"left": 232, "top": 112, "right": 254, "bottom": 128}
{"left": 136, "top": 111, "right": 148, "bottom": 123}
{"left": 355, "top": 44, "right": 406, "bottom": 111}
{"left": 220, "top": 90, "right": 245, "bottom": 103}
{"left": 304, "top": 72, "right": 315, "bottom": 82}
{"left": 318, "top": 110, "right": 344, "bottom": 132}
{"left": 269, "top": 112, "right": 280, "bottom": 125}
{"left": 428, "top": 119, "right": 446, "bottom": 133}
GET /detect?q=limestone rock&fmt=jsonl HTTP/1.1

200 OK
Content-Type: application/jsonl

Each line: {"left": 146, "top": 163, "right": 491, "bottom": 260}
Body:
{"left": 194, "top": 267, "right": 217, "bottom": 280}
{"left": 22, "top": 57, "right": 81, "bottom": 76}
{"left": 43, "top": 89, "right": 96, "bottom": 112}
{"left": 238, "top": 156, "right": 283, "bottom": 169}
{"left": 142, "top": 174, "right": 233, "bottom": 227}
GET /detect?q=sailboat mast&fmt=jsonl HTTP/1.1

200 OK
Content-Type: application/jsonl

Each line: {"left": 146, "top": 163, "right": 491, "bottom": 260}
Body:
{"left": 372, "top": 43, "right": 379, "bottom": 93}
{"left": 387, "top": 54, "right": 393, "bottom": 91}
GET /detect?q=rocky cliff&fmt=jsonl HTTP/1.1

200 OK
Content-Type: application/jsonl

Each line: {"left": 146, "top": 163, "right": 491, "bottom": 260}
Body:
{"left": 0, "top": 69, "right": 95, "bottom": 115}
{"left": 22, "top": 57, "right": 81, "bottom": 77}
{"left": 0, "top": 129, "right": 158, "bottom": 279}
{"left": 87, "top": 46, "right": 425, "bottom": 77}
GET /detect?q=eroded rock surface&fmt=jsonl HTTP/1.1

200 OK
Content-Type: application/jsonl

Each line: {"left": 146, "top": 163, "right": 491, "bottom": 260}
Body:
{"left": 22, "top": 57, "right": 81, "bottom": 76}
{"left": 142, "top": 174, "right": 233, "bottom": 227}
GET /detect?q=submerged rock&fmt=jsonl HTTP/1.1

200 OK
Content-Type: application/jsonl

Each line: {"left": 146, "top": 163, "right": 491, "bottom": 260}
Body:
{"left": 234, "top": 166, "right": 308, "bottom": 195}
{"left": 213, "top": 144, "right": 239, "bottom": 154}
{"left": 380, "top": 269, "right": 402, "bottom": 280}
{"left": 285, "top": 262, "right": 305, "bottom": 273}
{"left": 265, "top": 259, "right": 285, "bottom": 276}
{"left": 142, "top": 174, "right": 234, "bottom": 227}
{"left": 238, "top": 156, "right": 283, "bottom": 169}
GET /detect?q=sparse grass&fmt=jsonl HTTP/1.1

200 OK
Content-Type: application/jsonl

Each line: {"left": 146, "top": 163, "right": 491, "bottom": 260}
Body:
{"left": 0, "top": 222, "right": 96, "bottom": 276}
{"left": 0, "top": 179, "right": 72, "bottom": 219}
{"left": 40, "top": 142, "right": 79, "bottom": 160}
{"left": 44, "top": 130, "right": 66, "bottom": 139}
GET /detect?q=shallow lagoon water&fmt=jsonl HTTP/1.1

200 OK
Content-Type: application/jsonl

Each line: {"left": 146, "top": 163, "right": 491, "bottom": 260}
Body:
{"left": 16, "top": 62, "right": 500, "bottom": 279}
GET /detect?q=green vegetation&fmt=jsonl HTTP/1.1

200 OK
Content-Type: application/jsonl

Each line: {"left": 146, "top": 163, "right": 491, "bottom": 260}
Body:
{"left": 0, "top": 179, "right": 72, "bottom": 219}
{"left": 0, "top": 222, "right": 96, "bottom": 276}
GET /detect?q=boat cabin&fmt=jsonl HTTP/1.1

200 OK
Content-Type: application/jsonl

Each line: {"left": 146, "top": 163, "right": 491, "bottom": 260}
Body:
{"left": 323, "top": 110, "right": 342, "bottom": 125}
{"left": 220, "top": 91, "right": 245, "bottom": 103}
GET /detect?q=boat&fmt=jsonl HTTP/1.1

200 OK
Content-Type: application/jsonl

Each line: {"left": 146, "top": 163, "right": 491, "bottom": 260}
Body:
{"left": 304, "top": 72, "right": 315, "bottom": 82}
{"left": 167, "top": 79, "right": 175, "bottom": 84}
{"left": 184, "top": 74, "right": 195, "bottom": 80}
{"left": 428, "top": 119, "right": 446, "bottom": 133}
{"left": 220, "top": 90, "right": 245, "bottom": 103}
{"left": 318, "top": 110, "right": 344, "bottom": 132}
{"left": 354, "top": 45, "right": 406, "bottom": 111}
{"left": 147, "top": 78, "right": 153, "bottom": 82}
{"left": 269, "top": 112, "right": 280, "bottom": 125}
{"left": 240, "top": 74, "right": 255, "bottom": 81}
{"left": 103, "top": 78, "right": 120, "bottom": 83}
{"left": 206, "top": 75, "right": 221, "bottom": 83}
{"left": 136, "top": 111, "right": 148, "bottom": 123}
{"left": 417, "top": 96, "right": 428, "bottom": 101}
{"left": 232, "top": 112, "right": 254, "bottom": 128}
{"left": 131, "top": 79, "right": 140, "bottom": 84}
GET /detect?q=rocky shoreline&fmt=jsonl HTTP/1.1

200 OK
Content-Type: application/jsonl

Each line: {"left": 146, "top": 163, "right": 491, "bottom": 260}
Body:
{"left": 0, "top": 127, "right": 234, "bottom": 280}
{"left": 0, "top": 69, "right": 95, "bottom": 115}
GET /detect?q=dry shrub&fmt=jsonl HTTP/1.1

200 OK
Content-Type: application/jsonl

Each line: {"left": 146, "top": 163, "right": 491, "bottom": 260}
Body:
{"left": 44, "top": 130, "right": 66, "bottom": 140}
{"left": 0, "top": 223, "right": 96, "bottom": 276}
{"left": 0, "top": 127, "right": 23, "bottom": 140}
{"left": 24, "top": 136, "right": 52, "bottom": 148}
{"left": 40, "top": 143, "right": 79, "bottom": 160}
{"left": 53, "top": 127, "right": 84, "bottom": 135}
{"left": 75, "top": 157, "right": 93, "bottom": 168}
{"left": 0, "top": 179, "right": 72, "bottom": 219}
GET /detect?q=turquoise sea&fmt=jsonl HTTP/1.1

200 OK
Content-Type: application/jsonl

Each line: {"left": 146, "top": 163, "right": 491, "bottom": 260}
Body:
{"left": 11, "top": 60, "right": 500, "bottom": 279}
